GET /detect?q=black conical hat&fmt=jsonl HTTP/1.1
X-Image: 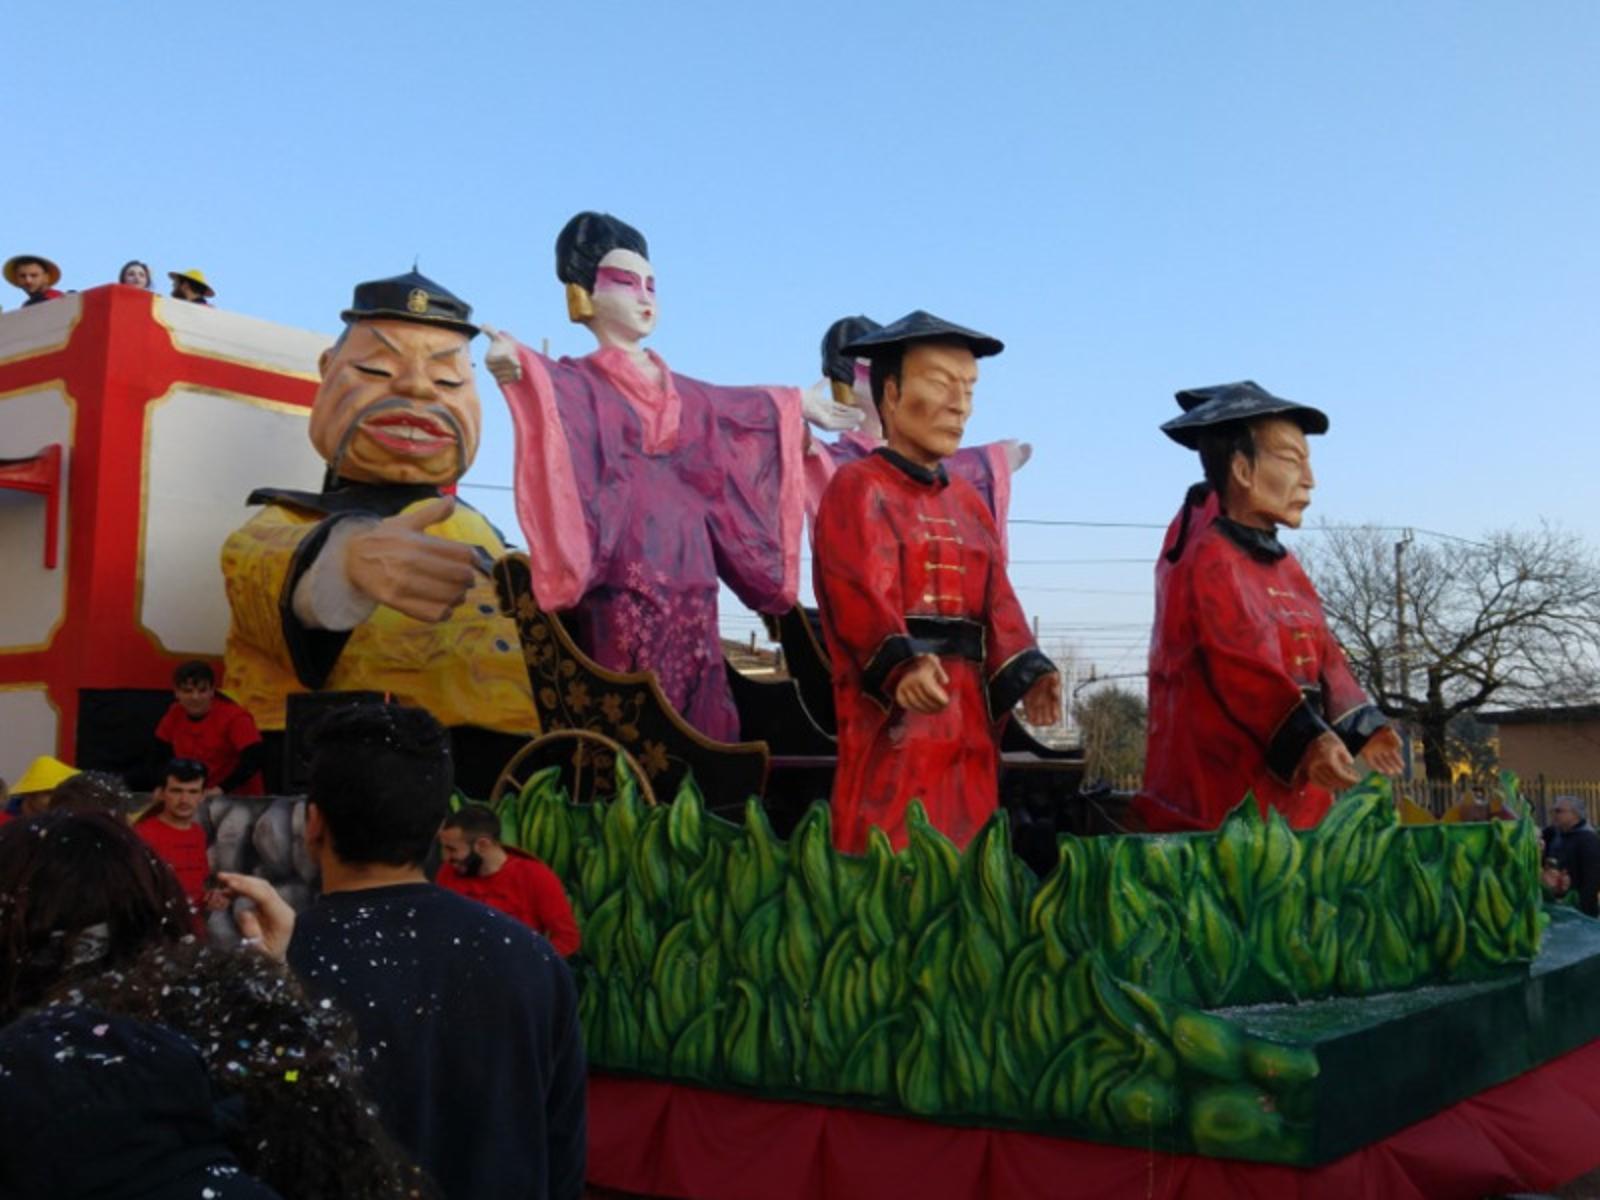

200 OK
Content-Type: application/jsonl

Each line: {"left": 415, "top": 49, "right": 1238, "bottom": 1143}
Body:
{"left": 1161, "top": 380, "right": 1328, "bottom": 448}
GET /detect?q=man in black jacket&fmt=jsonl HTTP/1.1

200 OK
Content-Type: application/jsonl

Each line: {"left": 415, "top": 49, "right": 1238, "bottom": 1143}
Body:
{"left": 286, "top": 703, "right": 586, "bottom": 1199}
{"left": 1542, "top": 794, "right": 1600, "bottom": 918}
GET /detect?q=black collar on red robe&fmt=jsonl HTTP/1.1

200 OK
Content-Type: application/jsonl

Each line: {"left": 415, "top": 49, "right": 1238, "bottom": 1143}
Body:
{"left": 872, "top": 447, "right": 948, "bottom": 487}
{"left": 1216, "top": 516, "right": 1288, "bottom": 562}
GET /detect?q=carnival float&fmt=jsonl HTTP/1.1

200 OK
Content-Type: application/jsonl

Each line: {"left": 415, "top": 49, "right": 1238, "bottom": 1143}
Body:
{"left": 4, "top": 214, "right": 1600, "bottom": 1198}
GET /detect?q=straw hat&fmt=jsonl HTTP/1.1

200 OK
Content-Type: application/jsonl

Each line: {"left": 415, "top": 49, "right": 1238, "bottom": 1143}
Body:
{"left": 3, "top": 255, "right": 61, "bottom": 289}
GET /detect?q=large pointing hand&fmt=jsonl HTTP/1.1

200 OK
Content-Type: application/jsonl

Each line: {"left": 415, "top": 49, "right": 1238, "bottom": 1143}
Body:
{"left": 343, "top": 496, "right": 479, "bottom": 622}
{"left": 481, "top": 324, "right": 523, "bottom": 384}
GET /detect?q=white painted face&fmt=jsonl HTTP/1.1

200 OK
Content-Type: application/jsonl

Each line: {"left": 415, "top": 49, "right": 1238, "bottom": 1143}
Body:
{"left": 587, "top": 248, "right": 657, "bottom": 346}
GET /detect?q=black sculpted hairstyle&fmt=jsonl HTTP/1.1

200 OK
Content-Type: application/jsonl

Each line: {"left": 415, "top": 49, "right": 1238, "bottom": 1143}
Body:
{"left": 441, "top": 802, "right": 502, "bottom": 844}
{"left": 308, "top": 702, "right": 452, "bottom": 866}
{"left": 1195, "top": 421, "right": 1258, "bottom": 497}
{"left": 60, "top": 941, "right": 439, "bottom": 1200}
{"left": 555, "top": 211, "right": 649, "bottom": 291}
{"left": 173, "top": 658, "right": 216, "bottom": 688}
{"left": 0, "top": 811, "right": 191, "bottom": 1024}
{"left": 819, "top": 315, "right": 881, "bottom": 384}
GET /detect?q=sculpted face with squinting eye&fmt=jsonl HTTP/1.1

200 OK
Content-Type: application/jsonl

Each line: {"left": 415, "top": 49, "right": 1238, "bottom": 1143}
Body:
{"left": 308, "top": 319, "right": 482, "bottom": 486}
{"left": 586, "top": 248, "right": 658, "bottom": 345}
{"left": 881, "top": 342, "right": 979, "bottom": 468}
{"left": 1228, "top": 417, "right": 1316, "bottom": 531}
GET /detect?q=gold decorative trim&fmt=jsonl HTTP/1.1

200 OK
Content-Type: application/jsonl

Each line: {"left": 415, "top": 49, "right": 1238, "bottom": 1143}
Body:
{"left": 150, "top": 298, "right": 325, "bottom": 382}
{"left": 0, "top": 379, "right": 75, "bottom": 655}
{"left": 133, "top": 383, "right": 311, "bottom": 658}
{"left": 0, "top": 294, "right": 83, "bottom": 369}
{"left": 492, "top": 728, "right": 658, "bottom": 808}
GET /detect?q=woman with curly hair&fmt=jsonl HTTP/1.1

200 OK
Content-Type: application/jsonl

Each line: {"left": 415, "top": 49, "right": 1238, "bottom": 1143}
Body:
{"left": 0, "top": 812, "right": 434, "bottom": 1197}
{"left": 0, "top": 810, "right": 192, "bottom": 1024}
{"left": 58, "top": 940, "right": 438, "bottom": 1200}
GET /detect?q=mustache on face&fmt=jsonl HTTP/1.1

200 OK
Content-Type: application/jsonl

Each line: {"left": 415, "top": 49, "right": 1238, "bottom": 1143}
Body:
{"left": 327, "top": 392, "right": 471, "bottom": 479}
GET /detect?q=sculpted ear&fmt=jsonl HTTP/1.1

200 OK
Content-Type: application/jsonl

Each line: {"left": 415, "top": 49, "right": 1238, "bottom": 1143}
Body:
{"left": 880, "top": 375, "right": 901, "bottom": 424}
{"left": 1228, "top": 449, "right": 1255, "bottom": 495}
{"left": 318, "top": 347, "right": 333, "bottom": 378}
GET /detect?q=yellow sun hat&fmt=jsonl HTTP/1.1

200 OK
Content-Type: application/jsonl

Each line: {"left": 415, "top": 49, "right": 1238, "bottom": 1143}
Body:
{"left": 12, "top": 755, "right": 79, "bottom": 796}
{"left": 167, "top": 268, "right": 215, "bottom": 298}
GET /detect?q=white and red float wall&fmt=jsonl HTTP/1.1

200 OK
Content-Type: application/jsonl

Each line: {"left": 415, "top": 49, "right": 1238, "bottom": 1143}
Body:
{"left": 0, "top": 285, "right": 326, "bottom": 784}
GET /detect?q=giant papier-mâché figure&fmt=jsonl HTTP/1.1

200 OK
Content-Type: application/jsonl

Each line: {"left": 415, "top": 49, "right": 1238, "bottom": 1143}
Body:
{"left": 812, "top": 311, "right": 1061, "bottom": 854}
{"left": 484, "top": 212, "right": 861, "bottom": 742}
{"left": 804, "top": 314, "right": 1031, "bottom": 535}
{"left": 222, "top": 272, "right": 535, "bottom": 785}
{"left": 1136, "top": 381, "right": 1404, "bottom": 831}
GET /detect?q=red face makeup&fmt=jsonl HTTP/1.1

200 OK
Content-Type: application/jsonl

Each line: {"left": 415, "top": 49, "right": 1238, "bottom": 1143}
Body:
{"left": 586, "top": 249, "right": 659, "bottom": 345}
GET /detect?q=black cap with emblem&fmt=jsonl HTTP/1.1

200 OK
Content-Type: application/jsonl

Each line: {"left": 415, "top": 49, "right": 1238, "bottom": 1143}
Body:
{"left": 1160, "top": 380, "right": 1328, "bottom": 449}
{"left": 340, "top": 270, "right": 479, "bottom": 337}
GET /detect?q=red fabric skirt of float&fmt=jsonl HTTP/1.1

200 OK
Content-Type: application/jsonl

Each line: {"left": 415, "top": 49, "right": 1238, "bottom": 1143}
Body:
{"left": 586, "top": 1037, "right": 1600, "bottom": 1199}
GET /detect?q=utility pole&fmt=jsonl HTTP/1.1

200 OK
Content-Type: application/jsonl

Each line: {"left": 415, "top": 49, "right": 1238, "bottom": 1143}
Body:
{"left": 1394, "top": 529, "right": 1414, "bottom": 779}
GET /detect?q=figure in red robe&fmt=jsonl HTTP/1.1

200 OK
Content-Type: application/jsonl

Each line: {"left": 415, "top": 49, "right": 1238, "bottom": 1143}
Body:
{"left": 813, "top": 312, "right": 1060, "bottom": 854}
{"left": 1137, "top": 382, "right": 1404, "bottom": 831}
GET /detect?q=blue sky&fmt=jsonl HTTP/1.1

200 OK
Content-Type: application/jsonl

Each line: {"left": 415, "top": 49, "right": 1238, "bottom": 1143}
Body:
{"left": 10, "top": 1, "right": 1599, "bottom": 678}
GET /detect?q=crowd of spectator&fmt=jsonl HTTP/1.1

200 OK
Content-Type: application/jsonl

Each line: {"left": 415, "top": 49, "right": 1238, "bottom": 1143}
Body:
{"left": 0, "top": 699, "right": 586, "bottom": 1199}
{"left": 3, "top": 251, "right": 217, "bottom": 311}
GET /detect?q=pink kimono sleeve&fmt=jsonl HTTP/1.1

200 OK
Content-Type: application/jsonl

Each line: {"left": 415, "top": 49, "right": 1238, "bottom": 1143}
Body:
{"left": 498, "top": 343, "right": 595, "bottom": 610}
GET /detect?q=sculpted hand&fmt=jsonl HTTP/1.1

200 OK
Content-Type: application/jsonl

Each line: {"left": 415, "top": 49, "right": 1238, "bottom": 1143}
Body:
{"left": 216, "top": 872, "right": 296, "bottom": 961}
{"left": 802, "top": 380, "right": 865, "bottom": 432}
{"left": 1003, "top": 439, "right": 1033, "bottom": 472}
{"left": 1359, "top": 725, "right": 1405, "bottom": 775}
{"left": 1023, "top": 671, "right": 1062, "bottom": 726}
{"left": 1301, "top": 730, "right": 1362, "bottom": 791}
{"left": 481, "top": 324, "right": 523, "bottom": 384}
{"left": 344, "top": 496, "right": 477, "bottom": 622}
{"left": 895, "top": 655, "right": 951, "bottom": 713}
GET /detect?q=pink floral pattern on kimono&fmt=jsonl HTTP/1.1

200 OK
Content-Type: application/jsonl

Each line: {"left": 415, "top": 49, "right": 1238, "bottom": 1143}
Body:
{"left": 499, "top": 344, "right": 805, "bottom": 742}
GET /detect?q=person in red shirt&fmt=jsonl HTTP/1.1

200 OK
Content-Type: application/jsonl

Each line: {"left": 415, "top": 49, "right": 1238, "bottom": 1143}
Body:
{"left": 135, "top": 759, "right": 215, "bottom": 926}
{"left": 435, "top": 805, "right": 580, "bottom": 955}
{"left": 152, "top": 661, "right": 265, "bottom": 796}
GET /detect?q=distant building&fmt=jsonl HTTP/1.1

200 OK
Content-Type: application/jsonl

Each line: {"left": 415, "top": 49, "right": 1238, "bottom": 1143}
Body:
{"left": 1479, "top": 704, "right": 1600, "bottom": 780}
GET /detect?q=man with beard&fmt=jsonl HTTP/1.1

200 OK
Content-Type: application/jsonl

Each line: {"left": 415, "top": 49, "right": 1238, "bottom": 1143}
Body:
{"left": 435, "top": 804, "right": 579, "bottom": 955}
{"left": 221, "top": 272, "right": 535, "bottom": 795}
{"left": 4, "top": 254, "right": 64, "bottom": 306}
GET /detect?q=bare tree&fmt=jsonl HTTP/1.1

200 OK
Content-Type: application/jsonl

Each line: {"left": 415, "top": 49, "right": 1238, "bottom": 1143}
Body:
{"left": 1303, "top": 524, "right": 1600, "bottom": 780}
{"left": 1075, "top": 685, "right": 1147, "bottom": 782}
